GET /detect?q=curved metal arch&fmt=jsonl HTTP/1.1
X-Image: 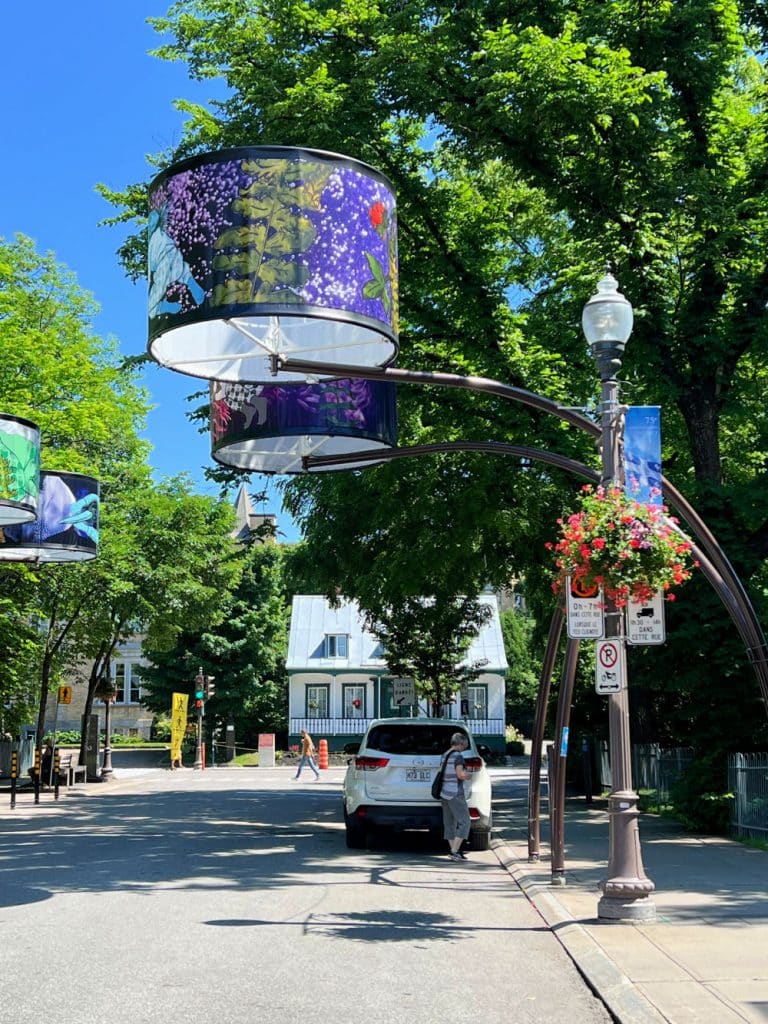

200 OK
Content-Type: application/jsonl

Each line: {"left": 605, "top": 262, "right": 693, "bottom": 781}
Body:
{"left": 304, "top": 439, "right": 763, "bottom": 693}
{"left": 303, "top": 437, "right": 768, "bottom": 868}
{"left": 283, "top": 356, "right": 768, "bottom": 710}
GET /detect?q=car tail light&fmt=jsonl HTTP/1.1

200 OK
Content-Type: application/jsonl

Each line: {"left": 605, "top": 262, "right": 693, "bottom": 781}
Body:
{"left": 469, "top": 807, "right": 480, "bottom": 819}
{"left": 463, "top": 756, "right": 483, "bottom": 772}
{"left": 354, "top": 756, "right": 390, "bottom": 770}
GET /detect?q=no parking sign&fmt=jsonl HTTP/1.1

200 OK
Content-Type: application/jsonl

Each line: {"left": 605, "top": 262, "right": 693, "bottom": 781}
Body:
{"left": 595, "top": 639, "right": 626, "bottom": 694}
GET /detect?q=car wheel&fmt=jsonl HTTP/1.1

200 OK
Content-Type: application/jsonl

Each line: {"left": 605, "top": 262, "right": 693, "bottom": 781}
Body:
{"left": 469, "top": 828, "right": 491, "bottom": 852}
{"left": 345, "top": 819, "right": 367, "bottom": 849}
{"left": 343, "top": 806, "right": 367, "bottom": 849}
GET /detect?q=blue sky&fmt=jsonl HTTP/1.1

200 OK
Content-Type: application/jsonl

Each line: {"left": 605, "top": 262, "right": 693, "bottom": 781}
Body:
{"left": 0, "top": 3, "right": 300, "bottom": 542}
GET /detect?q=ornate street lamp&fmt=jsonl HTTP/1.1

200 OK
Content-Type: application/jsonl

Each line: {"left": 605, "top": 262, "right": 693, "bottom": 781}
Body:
{"left": 95, "top": 672, "right": 118, "bottom": 782}
{"left": 582, "top": 269, "right": 656, "bottom": 922}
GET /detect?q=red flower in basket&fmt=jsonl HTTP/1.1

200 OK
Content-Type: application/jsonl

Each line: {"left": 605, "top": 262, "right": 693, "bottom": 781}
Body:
{"left": 352, "top": 698, "right": 362, "bottom": 709}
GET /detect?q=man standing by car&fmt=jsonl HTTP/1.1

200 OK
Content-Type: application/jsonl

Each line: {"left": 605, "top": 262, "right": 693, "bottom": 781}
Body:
{"left": 440, "top": 732, "right": 471, "bottom": 861}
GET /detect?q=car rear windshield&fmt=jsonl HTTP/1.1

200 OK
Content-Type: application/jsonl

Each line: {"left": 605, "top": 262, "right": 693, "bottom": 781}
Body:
{"left": 365, "top": 724, "right": 470, "bottom": 755}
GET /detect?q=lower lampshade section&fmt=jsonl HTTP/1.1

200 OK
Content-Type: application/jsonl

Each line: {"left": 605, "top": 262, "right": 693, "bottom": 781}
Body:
{"left": 211, "top": 378, "right": 397, "bottom": 473}
{"left": 0, "top": 470, "right": 99, "bottom": 562}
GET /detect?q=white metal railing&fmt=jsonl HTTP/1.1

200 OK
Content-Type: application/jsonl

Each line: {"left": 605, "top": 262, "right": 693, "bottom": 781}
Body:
{"left": 290, "top": 718, "right": 370, "bottom": 737}
{"left": 289, "top": 716, "right": 505, "bottom": 737}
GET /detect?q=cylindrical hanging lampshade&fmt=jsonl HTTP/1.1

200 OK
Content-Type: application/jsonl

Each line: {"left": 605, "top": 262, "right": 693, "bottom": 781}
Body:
{"left": 0, "top": 471, "right": 99, "bottom": 562}
{"left": 211, "top": 378, "right": 398, "bottom": 473}
{"left": 0, "top": 413, "right": 40, "bottom": 526}
{"left": 148, "top": 146, "right": 399, "bottom": 382}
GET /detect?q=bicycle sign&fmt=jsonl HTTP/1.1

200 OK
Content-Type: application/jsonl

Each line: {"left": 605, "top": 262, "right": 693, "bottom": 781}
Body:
{"left": 595, "top": 639, "right": 626, "bottom": 694}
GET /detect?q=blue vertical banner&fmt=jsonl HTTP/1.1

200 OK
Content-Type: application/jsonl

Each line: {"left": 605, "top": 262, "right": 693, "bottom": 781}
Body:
{"left": 624, "top": 406, "right": 663, "bottom": 505}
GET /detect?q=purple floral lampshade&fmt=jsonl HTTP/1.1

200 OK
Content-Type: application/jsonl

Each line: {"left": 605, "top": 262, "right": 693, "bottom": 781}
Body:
{"left": 148, "top": 146, "right": 399, "bottom": 382}
{"left": 210, "top": 378, "right": 398, "bottom": 473}
{"left": 0, "top": 471, "right": 99, "bottom": 562}
{"left": 0, "top": 413, "right": 40, "bottom": 526}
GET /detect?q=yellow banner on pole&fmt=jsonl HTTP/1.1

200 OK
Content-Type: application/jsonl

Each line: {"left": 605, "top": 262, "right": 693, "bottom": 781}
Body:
{"left": 170, "top": 692, "right": 189, "bottom": 765}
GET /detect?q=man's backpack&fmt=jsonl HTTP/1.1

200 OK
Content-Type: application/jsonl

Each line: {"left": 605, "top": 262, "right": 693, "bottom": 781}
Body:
{"left": 431, "top": 754, "right": 448, "bottom": 799}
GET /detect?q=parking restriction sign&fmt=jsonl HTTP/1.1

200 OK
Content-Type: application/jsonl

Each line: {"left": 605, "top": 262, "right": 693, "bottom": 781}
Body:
{"left": 566, "top": 577, "right": 604, "bottom": 639}
{"left": 595, "top": 639, "right": 626, "bottom": 694}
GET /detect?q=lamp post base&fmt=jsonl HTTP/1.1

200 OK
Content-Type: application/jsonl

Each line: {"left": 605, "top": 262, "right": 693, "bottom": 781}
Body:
{"left": 598, "top": 894, "right": 656, "bottom": 922}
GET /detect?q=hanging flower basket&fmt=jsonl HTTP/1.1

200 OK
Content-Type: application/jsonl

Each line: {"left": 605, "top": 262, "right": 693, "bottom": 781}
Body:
{"left": 351, "top": 698, "right": 362, "bottom": 709}
{"left": 547, "top": 485, "right": 696, "bottom": 607}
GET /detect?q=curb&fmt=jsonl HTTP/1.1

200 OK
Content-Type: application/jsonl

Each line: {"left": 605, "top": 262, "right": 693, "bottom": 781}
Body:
{"left": 493, "top": 842, "right": 667, "bottom": 1024}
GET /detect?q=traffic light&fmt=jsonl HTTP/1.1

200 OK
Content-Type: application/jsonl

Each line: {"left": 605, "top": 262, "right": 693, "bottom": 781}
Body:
{"left": 194, "top": 668, "right": 204, "bottom": 701}
{"left": 204, "top": 675, "right": 216, "bottom": 700}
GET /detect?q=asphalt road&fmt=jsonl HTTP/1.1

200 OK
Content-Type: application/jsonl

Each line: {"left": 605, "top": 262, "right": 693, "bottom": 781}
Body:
{"left": 0, "top": 767, "right": 611, "bottom": 1024}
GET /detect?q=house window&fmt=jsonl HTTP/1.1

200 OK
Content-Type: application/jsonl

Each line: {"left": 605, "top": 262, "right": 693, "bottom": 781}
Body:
{"left": 306, "top": 685, "right": 329, "bottom": 718}
{"left": 325, "top": 634, "right": 348, "bottom": 658}
{"left": 467, "top": 684, "right": 488, "bottom": 720}
{"left": 343, "top": 684, "right": 366, "bottom": 718}
{"left": 112, "top": 662, "right": 141, "bottom": 705}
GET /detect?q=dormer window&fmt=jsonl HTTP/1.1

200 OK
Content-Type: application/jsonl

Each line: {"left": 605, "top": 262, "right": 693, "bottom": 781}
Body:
{"left": 325, "top": 634, "right": 348, "bottom": 658}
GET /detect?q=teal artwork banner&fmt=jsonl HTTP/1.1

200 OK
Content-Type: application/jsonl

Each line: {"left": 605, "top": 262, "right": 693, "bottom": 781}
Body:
{"left": 624, "top": 407, "right": 662, "bottom": 505}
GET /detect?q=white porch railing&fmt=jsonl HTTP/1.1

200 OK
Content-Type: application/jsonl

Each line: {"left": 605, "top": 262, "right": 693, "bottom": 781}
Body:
{"left": 289, "top": 717, "right": 505, "bottom": 737}
{"left": 290, "top": 718, "right": 370, "bottom": 736}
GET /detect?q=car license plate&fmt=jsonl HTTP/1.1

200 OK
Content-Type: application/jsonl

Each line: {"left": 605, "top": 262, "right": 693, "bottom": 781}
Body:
{"left": 405, "top": 769, "right": 431, "bottom": 782}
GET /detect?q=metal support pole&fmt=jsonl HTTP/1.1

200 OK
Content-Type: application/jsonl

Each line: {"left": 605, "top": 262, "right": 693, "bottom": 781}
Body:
{"left": 53, "top": 748, "right": 61, "bottom": 800}
{"left": 528, "top": 603, "right": 566, "bottom": 861}
{"left": 101, "top": 698, "right": 114, "bottom": 781}
{"left": 10, "top": 750, "right": 18, "bottom": 810}
{"left": 194, "top": 706, "right": 203, "bottom": 770}
{"left": 551, "top": 637, "right": 580, "bottom": 884}
{"left": 597, "top": 374, "right": 655, "bottom": 922}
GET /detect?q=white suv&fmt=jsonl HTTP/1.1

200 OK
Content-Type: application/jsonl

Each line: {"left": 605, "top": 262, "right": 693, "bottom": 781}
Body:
{"left": 342, "top": 718, "right": 493, "bottom": 850}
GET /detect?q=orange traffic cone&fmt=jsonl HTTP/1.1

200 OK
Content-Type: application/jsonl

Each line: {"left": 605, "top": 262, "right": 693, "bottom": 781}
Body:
{"left": 318, "top": 738, "right": 329, "bottom": 770}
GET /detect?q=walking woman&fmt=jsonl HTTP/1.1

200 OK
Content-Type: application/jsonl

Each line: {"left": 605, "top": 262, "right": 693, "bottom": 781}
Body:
{"left": 294, "top": 728, "right": 321, "bottom": 781}
{"left": 440, "top": 732, "right": 471, "bottom": 861}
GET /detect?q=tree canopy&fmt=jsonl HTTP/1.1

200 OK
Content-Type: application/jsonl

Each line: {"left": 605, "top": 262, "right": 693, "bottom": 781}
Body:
{"left": 102, "top": 0, "right": 768, "bottom": 756}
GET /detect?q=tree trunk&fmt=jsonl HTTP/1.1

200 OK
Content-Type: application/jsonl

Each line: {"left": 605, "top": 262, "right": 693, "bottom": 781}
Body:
{"left": 678, "top": 382, "right": 722, "bottom": 485}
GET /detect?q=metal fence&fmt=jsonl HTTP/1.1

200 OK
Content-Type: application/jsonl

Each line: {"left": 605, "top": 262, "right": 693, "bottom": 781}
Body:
{"left": 728, "top": 753, "right": 768, "bottom": 840}
{"left": 598, "top": 742, "right": 695, "bottom": 803}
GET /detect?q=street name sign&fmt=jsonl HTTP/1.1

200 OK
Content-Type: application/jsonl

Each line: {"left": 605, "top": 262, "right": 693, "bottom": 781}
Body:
{"left": 566, "top": 577, "right": 604, "bottom": 639}
{"left": 627, "top": 590, "right": 666, "bottom": 645}
{"left": 595, "top": 639, "right": 626, "bottom": 694}
{"left": 392, "top": 677, "right": 416, "bottom": 706}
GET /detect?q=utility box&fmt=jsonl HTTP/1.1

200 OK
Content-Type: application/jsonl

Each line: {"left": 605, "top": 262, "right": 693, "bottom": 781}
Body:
{"left": 258, "top": 733, "right": 275, "bottom": 768}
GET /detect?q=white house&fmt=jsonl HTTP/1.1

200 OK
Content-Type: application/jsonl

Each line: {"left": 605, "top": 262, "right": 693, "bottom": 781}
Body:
{"left": 286, "top": 593, "right": 508, "bottom": 751}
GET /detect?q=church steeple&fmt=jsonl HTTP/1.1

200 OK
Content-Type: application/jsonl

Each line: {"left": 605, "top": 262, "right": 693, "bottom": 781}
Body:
{"left": 231, "top": 485, "right": 277, "bottom": 542}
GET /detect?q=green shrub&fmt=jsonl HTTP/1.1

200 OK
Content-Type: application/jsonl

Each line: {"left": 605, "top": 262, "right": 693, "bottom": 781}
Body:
{"left": 151, "top": 715, "right": 172, "bottom": 742}
{"left": 506, "top": 740, "right": 526, "bottom": 755}
{"left": 670, "top": 756, "right": 733, "bottom": 834}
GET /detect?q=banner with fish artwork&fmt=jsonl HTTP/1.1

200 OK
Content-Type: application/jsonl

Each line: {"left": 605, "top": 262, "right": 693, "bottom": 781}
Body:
{"left": 0, "top": 470, "right": 99, "bottom": 562}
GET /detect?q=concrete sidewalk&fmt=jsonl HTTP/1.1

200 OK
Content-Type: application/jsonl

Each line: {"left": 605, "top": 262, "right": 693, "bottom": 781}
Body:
{"left": 496, "top": 796, "right": 768, "bottom": 1024}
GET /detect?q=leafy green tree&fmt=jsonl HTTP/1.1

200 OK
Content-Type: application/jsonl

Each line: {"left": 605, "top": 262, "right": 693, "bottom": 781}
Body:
{"left": 364, "top": 595, "right": 492, "bottom": 714}
{"left": 0, "top": 235, "right": 153, "bottom": 740}
{"left": 102, "top": 1, "right": 768, "bottom": 789}
{"left": 499, "top": 606, "right": 539, "bottom": 737}
{"left": 139, "top": 540, "right": 289, "bottom": 746}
